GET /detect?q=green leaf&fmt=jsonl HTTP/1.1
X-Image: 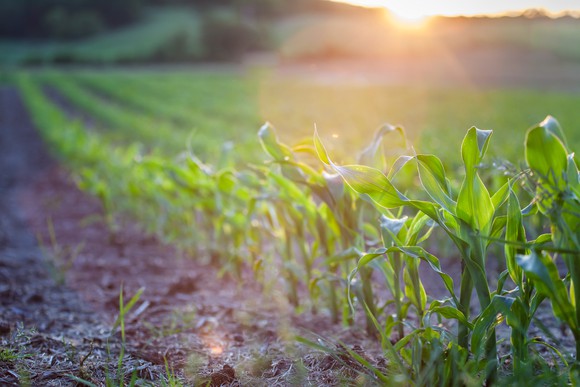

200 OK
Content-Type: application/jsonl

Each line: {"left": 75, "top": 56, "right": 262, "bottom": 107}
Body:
{"left": 525, "top": 124, "right": 568, "bottom": 191}
{"left": 471, "top": 295, "right": 515, "bottom": 356}
{"left": 567, "top": 153, "right": 580, "bottom": 191}
{"left": 539, "top": 115, "right": 568, "bottom": 148}
{"left": 325, "top": 246, "right": 362, "bottom": 265}
{"left": 488, "top": 216, "right": 507, "bottom": 247}
{"left": 454, "top": 128, "right": 496, "bottom": 236}
{"left": 505, "top": 190, "right": 526, "bottom": 286}
{"left": 389, "top": 246, "right": 457, "bottom": 304}
{"left": 314, "top": 129, "right": 332, "bottom": 165}
{"left": 335, "top": 165, "right": 409, "bottom": 208}
{"left": 388, "top": 155, "right": 414, "bottom": 179}
{"left": 347, "top": 250, "right": 384, "bottom": 312}
{"left": 112, "top": 286, "right": 144, "bottom": 333}
{"left": 456, "top": 172, "right": 494, "bottom": 235}
{"left": 404, "top": 264, "right": 427, "bottom": 312}
{"left": 416, "top": 155, "right": 456, "bottom": 213}
{"left": 405, "top": 212, "right": 433, "bottom": 245}
{"left": 315, "top": 132, "right": 408, "bottom": 208}
{"left": 357, "top": 124, "right": 401, "bottom": 169}
{"left": 461, "top": 127, "right": 493, "bottom": 172}
{"left": 315, "top": 130, "right": 442, "bottom": 221}
{"left": 517, "top": 251, "right": 576, "bottom": 329}
{"left": 379, "top": 215, "right": 408, "bottom": 246}
{"left": 259, "top": 122, "right": 293, "bottom": 161}
{"left": 491, "top": 181, "right": 510, "bottom": 210}
{"left": 268, "top": 171, "right": 307, "bottom": 205}
{"left": 429, "top": 305, "right": 471, "bottom": 328}
{"left": 217, "top": 171, "right": 236, "bottom": 194}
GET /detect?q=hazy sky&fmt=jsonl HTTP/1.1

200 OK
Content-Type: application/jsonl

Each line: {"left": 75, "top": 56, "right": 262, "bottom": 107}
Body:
{"left": 336, "top": 0, "right": 580, "bottom": 17}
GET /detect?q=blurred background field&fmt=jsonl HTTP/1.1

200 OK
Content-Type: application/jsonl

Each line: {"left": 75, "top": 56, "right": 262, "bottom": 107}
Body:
{"left": 23, "top": 69, "right": 580, "bottom": 170}
{"left": 2, "top": 0, "right": 580, "bottom": 167}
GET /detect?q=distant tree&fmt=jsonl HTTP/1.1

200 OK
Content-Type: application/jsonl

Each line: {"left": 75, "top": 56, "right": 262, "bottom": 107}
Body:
{"left": 0, "top": 0, "right": 143, "bottom": 39}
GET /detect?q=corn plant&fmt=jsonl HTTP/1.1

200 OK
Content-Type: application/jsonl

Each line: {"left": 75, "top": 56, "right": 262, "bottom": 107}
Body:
{"left": 258, "top": 123, "right": 345, "bottom": 313}
{"left": 516, "top": 116, "right": 580, "bottom": 373}
{"left": 315, "top": 126, "right": 513, "bottom": 382}
{"left": 260, "top": 123, "right": 406, "bottom": 328}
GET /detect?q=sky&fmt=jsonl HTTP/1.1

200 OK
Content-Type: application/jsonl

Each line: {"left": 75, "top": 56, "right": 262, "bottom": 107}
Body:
{"left": 334, "top": 0, "right": 580, "bottom": 18}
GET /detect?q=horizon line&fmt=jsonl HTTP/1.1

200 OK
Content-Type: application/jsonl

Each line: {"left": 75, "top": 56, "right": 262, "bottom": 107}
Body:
{"left": 326, "top": 1, "right": 580, "bottom": 19}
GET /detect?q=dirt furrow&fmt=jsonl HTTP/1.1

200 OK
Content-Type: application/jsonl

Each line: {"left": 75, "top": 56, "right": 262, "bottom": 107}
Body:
{"left": 0, "top": 87, "right": 163, "bottom": 386}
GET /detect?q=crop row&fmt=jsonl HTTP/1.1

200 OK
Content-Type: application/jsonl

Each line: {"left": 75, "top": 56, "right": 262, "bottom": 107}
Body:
{"left": 28, "top": 70, "right": 580, "bottom": 167}
{"left": 18, "top": 72, "right": 580, "bottom": 384}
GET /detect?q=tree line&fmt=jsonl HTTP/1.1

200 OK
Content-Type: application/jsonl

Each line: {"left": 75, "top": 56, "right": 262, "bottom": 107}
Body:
{"left": 0, "top": 0, "right": 368, "bottom": 40}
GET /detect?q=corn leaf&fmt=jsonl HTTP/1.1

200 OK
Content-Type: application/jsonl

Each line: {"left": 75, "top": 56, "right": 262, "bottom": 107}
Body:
{"left": 525, "top": 124, "right": 568, "bottom": 191}
{"left": 390, "top": 246, "right": 457, "bottom": 304}
{"left": 457, "top": 173, "right": 494, "bottom": 235}
{"left": 461, "top": 127, "right": 492, "bottom": 172}
{"left": 517, "top": 250, "right": 576, "bottom": 329}
{"left": 429, "top": 304, "right": 471, "bottom": 328}
{"left": 315, "top": 130, "right": 442, "bottom": 220}
{"left": 416, "top": 154, "right": 456, "bottom": 213}
{"left": 471, "top": 295, "right": 515, "bottom": 356}
{"left": 258, "top": 122, "right": 293, "bottom": 161}
{"left": 380, "top": 215, "right": 407, "bottom": 246}
{"left": 404, "top": 265, "right": 427, "bottom": 312}
{"left": 456, "top": 127, "right": 495, "bottom": 233}
{"left": 505, "top": 190, "right": 526, "bottom": 286}
{"left": 491, "top": 181, "right": 510, "bottom": 210}
{"left": 539, "top": 115, "right": 568, "bottom": 149}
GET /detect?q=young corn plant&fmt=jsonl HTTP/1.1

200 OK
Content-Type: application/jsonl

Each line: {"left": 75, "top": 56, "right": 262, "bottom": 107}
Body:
{"left": 348, "top": 212, "right": 444, "bottom": 342}
{"left": 516, "top": 116, "right": 580, "bottom": 374}
{"left": 258, "top": 123, "right": 344, "bottom": 315}
{"left": 259, "top": 123, "right": 397, "bottom": 328}
{"left": 315, "top": 126, "right": 511, "bottom": 382}
{"left": 487, "top": 184, "right": 561, "bottom": 380}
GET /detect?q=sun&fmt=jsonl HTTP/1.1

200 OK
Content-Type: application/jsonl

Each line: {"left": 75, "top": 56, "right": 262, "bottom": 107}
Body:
{"left": 387, "top": 4, "right": 430, "bottom": 28}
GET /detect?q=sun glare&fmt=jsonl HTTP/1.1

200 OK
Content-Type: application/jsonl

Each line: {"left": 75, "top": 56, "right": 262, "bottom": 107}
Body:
{"left": 388, "top": 6, "right": 429, "bottom": 29}
{"left": 335, "top": 0, "right": 578, "bottom": 19}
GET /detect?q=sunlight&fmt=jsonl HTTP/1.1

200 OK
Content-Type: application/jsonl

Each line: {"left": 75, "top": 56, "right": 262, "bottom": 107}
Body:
{"left": 332, "top": 0, "right": 577, "bottom": 17}
{"left": 386, "top": 5, "right": 429, "bottom": 29}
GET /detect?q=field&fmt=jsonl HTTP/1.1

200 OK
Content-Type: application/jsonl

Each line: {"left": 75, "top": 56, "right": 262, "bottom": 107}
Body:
{"left": 18, "top": 65, "right": 580, "bottom": 166}
{"left": 2, "top": 6, "right": 580, "bottom": 386}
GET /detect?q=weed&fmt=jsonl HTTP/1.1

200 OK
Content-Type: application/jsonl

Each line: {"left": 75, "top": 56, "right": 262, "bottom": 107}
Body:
{"left": 37, "top": 216, "right": 84, "bottom": 285}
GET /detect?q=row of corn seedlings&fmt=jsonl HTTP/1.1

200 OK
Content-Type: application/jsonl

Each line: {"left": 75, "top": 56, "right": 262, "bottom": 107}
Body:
{"left": 18, "top": 71, "right": 580, "bottom": 384}
{"left": 44, "top": 72, "right": 260, "bottom": 163}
